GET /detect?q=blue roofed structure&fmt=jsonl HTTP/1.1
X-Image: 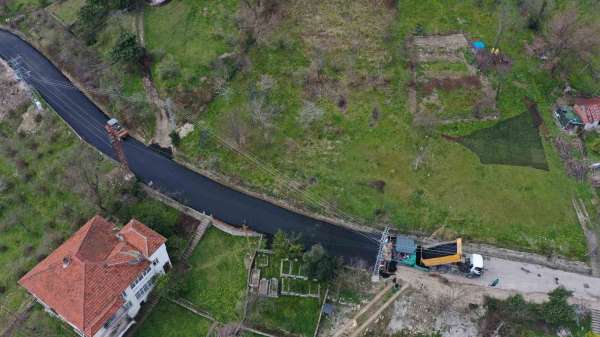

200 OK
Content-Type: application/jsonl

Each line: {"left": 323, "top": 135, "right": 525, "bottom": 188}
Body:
{"left": 395, "top": 237, "right": 416, "bottom": 254}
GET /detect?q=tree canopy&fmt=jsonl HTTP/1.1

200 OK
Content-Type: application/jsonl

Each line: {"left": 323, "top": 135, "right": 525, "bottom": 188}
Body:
{"left": 110, "top": 32, "right": 145, "bottom": 67}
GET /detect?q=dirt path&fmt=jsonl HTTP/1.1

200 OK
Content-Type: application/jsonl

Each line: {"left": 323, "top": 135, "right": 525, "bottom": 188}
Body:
{"left": 572, "top": 198, "right": 600, "bottom": 277}
{"left": 142, "top": 76, "right": 173, "bottom": 147}
{"left": 135, "top": 8, "right": 173, "bottom": 148}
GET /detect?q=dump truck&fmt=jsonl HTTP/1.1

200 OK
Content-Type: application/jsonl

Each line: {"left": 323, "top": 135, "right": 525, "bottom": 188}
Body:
{"left": 379, "top": 236, "right": 483, "bottom": 278}
{"left": 106, "top": 118, "right": 129, "bottom": 139}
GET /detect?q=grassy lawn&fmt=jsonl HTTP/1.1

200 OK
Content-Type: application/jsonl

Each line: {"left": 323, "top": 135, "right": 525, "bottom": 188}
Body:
{"left": 134, "top": 300, "right": 212, "bottom": 337}
{"left": 172, "top": 0, "right": 597, "bottom": 260}
{"left": 249, "top": 296, "right": 321, "bottom": 337}
{"left": 143, "top": 0, "right": 239, "bottom": 91}
{"left": 182, "top": 227, "right": 256, "bottom": 323}
{"left": 47, "top": 0, "right": 85, "bottom": 26}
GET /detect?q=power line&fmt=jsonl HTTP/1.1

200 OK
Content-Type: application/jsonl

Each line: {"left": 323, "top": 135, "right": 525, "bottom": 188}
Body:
{"left": 9, "top": 56, "right": 382, "bottom": 244}
{"left": 19, "top": 72, "right": 381, "bottom": 244}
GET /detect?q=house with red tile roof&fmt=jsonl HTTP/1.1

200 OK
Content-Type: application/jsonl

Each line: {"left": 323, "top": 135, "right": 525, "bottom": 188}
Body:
{"left": 573, "top": 97, "right": 600, "bottom": 130}
{"left": 19, "top": 215, "right": 171, "bottom": 337}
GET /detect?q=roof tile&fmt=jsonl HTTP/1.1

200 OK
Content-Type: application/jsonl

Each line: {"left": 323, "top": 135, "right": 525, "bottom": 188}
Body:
{"left": 19, "top": 215, "right": 167, "bottom": 337}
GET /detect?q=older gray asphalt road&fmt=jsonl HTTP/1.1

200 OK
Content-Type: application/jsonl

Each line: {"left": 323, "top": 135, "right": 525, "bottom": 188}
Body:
{"left": 0, "top": 29, "right": 379, "bottom": 263}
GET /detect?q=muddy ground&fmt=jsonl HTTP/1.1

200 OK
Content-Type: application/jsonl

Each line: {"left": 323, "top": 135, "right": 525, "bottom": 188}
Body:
{"left": 0, "top": 58, "right": 30, "bottom": 119}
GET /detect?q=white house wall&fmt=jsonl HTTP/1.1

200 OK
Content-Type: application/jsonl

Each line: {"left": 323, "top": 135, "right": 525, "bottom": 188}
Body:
{"left": 123, "top": 243, "right": 171, "bottom": 318}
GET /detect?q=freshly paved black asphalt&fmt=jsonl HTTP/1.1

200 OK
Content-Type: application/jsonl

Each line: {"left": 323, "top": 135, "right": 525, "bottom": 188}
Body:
{"left": 0, "top": 30, "right": 379, "bottom": 263}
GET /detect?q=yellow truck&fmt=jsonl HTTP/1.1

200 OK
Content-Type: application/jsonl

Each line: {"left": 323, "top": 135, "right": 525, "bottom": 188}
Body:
{"left": 379, "top": 237, "right": 484, "bottom": 278}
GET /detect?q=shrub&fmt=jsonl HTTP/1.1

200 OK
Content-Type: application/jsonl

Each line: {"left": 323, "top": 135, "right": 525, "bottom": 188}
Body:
{"left": 482, "top": 287, "right": 578, "bottom": 337}
{"left": 298, "top": 100, "right": 325, "bottom": 127}
{"left": 169, "top": 130, "right": 181, "bottom": 147}
{"left": 589, "top": 137, "right": 600, "bottom": 154}
{"left": 77, "top": 0, "right": 108, "bottom": 44}
{"left": 303, "top": 244, "right": 340, "bottom": 283}
{"left": 158, "top": 56, "right": 181, "bottom": 81}
{"left": 540, "top": 287, "right": 575, "bottom": 328}
{"left": 272, "top": 230, "right": 303, "bottom": 260}
{"left": 110, "top": 32, "right": 145, "bottom": 68}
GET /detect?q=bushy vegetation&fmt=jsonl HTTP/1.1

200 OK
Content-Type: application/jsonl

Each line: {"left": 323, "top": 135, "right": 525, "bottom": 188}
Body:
{"left": 110, "top": 31, "right": 145, "bottom": 69}
{"left": 481, "top": 287, "right": 590, "bottom": 337}
{"left": 303, "top": 244, "right": 341, "bottom": 283}
{"left": 272, "top": 229, "right": 303, "bottom": 260}
{"left": 76, "top": 0, "right": 138, "bottom": 44}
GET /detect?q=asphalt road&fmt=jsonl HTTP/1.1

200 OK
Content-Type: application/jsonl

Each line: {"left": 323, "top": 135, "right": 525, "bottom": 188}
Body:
{"left": 445, "top": 256, "right": 600, "bottom": 302}
{"left": 0, "top": 29, "right": 379, "bottom": 263}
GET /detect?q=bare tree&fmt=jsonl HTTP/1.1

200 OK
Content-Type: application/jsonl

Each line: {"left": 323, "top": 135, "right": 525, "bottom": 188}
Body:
{"left": 520, "top": 0, "right": 554, "bottom": 31}
{"left": 64, "top": 150, "right": 127, "bottom": 212}
{"left": 544, "top": 5, "right": 600, "bottom": 75}
{"left": 238, "top": 0, "right": 287, "bottom": 42}
{"left": 493, "top": 2, "right": 516, "bottom": 49}
{"left": 225, "top": 109, "right": 249, "bottom": 148}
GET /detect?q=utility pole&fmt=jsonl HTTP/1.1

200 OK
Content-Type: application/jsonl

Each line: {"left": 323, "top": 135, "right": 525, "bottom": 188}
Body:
{"left": 105, "top": 124, "right": 130, "bottom": 172}
{"left": 372, "top": 226, "right": 390, "bottom": 282}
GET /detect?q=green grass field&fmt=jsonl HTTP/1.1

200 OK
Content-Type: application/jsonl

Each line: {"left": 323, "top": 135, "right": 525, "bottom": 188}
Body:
{"left": 143, "top": 0, "right": 239, "bottom": 91}
{"left": 134, "top": 300, "right": 212, "bottom": 337}
{"left": 47, "top": 0, "right": 85, "bottom": 26}
{"left": 249, "top": 296, "right": 321, "bottom": 337}
{"left": 182, "top": 227, "right": 256, "bottom": 323}
{"left": 166, "top": 0, "right": 596, "bottom": 259}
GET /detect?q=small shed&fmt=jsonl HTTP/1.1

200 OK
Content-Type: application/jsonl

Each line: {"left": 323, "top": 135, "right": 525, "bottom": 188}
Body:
{"left": 554, "top": 106, "right": 583, "bottom": 131}
{"left": 323, "top": 303, "right": 335, "bottom": 316}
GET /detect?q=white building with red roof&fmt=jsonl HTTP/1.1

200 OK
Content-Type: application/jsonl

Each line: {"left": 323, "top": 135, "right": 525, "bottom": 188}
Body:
{"left": 19, "top": 215, "right": 171, "bottom": 337}
{"left": 573, "top": 97, "right": 600, "bottom": 130}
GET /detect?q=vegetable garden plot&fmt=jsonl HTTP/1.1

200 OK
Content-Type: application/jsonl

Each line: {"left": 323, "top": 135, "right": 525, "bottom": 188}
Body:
{"left": 458, "top": 112, "right": 549, "bottom": 170}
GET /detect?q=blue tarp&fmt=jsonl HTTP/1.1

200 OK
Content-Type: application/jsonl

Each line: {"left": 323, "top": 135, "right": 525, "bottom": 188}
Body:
{"left": 472, "top": 40, "right": 486, "bottom": 50}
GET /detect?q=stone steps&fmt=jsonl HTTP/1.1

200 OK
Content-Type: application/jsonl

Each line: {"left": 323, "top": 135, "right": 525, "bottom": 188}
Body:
{"left": 181, "top": 217, "right": 211, "bottom": 261}
{"left": 592, "top": 308, "right": 600, "bottom": 335}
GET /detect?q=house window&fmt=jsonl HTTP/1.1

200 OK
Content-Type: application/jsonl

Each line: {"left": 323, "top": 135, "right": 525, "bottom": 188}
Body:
{"left": 130, "top": 266, "right": 152, "bottom": 290}
{"left": 134, "top": 276, "right": 157, "bottom": 300}
{"left": 103, "top": 315, "right": 116, "bottom": 329}
{"left": 123, "top": 301, "right": 132, "bottom": 311}
{"left": 153, "top": 258, "right": 159, "bottom": 266}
